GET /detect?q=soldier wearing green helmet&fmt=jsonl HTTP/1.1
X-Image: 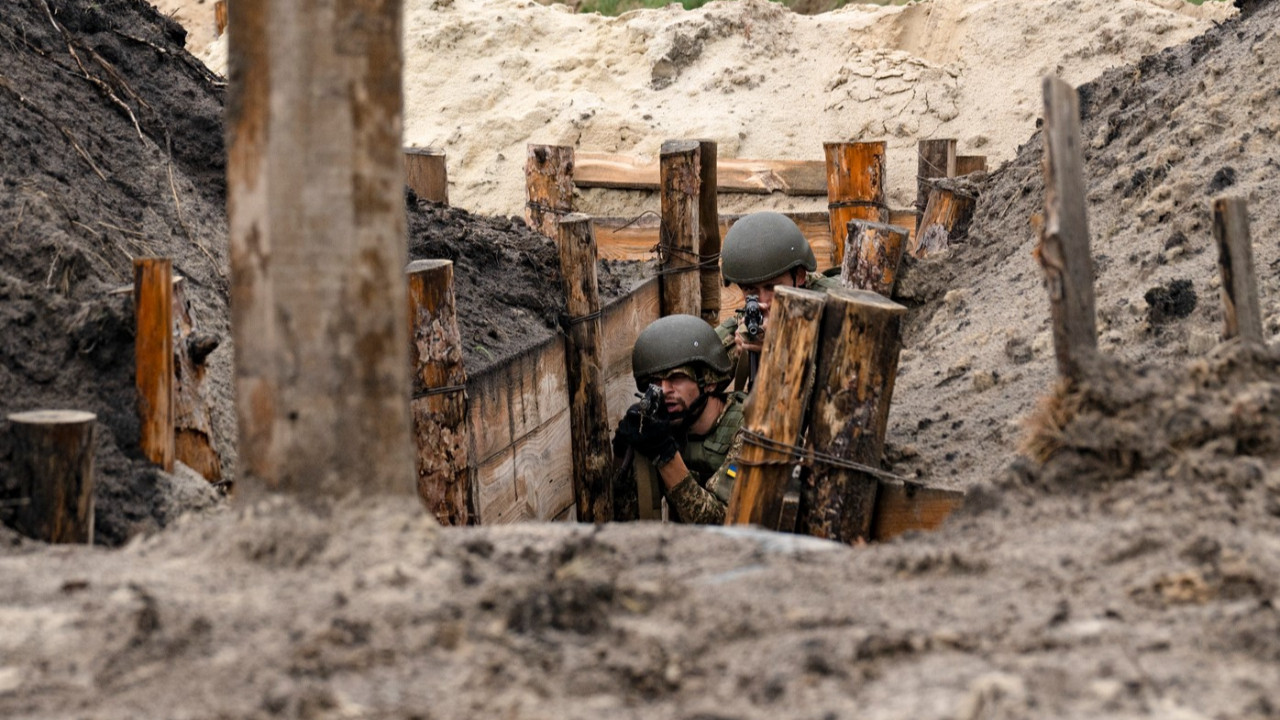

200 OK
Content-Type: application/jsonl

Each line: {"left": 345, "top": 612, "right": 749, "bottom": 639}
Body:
{"left": 611, "top": 314, "right": 748, "bottom": 524}
{"left": 717, "top": 211, "right": 842, "bottom": 390}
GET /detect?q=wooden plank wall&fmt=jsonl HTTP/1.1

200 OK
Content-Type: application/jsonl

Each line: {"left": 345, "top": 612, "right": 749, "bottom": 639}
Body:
{"left": 467, "top": 277, "right": 661, "bottom": 524}
{"left": 596, "top": 210, "right": 915, "bottom": 324}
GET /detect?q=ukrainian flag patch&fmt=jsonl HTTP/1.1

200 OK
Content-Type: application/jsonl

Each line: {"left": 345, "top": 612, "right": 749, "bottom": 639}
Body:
{"left": 726, "top": 464, "right": 738, "bottom": 478}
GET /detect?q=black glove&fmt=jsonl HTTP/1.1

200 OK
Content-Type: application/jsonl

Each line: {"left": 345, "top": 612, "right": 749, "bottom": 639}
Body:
{"left": 614, "top": 402, "right": 679, "bottom": 467}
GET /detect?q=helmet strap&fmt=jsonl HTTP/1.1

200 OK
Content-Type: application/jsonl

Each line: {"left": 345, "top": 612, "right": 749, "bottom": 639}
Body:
{"left": 670, "top": 386, "right": 712, "bottom": 429}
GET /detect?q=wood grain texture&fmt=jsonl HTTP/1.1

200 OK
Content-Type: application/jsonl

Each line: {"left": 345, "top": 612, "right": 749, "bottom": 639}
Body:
{"left": 659, "top": 140, "right": 703, "bottom": 318}
{"left": 408, "top": 260, "right": 471, "bottom": 525}
{"left": 405, "top": 148, "right": 448, "bottom": 205}
{"left": 7, "top": 410, "right": 97, "bottom": 544}
{"left": 134, "top": 258, "right": 174, "bottom": 472}
{"left": 525, "top": 145, "right": 575, "bottom": 239}
{"left": 825, "top": 142, "right": 888, "bottom": 268}
{"left": 1213, "top": 196, "right": 1262, "bottom": 343}
{"left": 1037, "top": 77, "right": 1098, "bottom": 381}
{"left": 725, "top": 286, "right": 827, "bottom": 529}
{"left": 916, "top": 138, "right": 956, "bottom": 218}
{"left": 841, "top": 220, "right": 909, "bottom": 297}
{"left": 870, "top": 480, "right": 965, "bottom": 541}
{"left": 575, "top": 152, "right": 827, "bottom": 196}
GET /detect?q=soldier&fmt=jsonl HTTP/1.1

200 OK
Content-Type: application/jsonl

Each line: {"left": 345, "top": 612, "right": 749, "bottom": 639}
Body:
{"left": 717, "top": 211, "right": 842, "bottom": 390}
{"left": 612, "top": 314, "right": 747, "bottom": 524}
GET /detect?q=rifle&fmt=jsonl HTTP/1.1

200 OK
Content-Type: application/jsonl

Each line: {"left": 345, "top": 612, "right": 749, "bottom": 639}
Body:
{"left": 742, "top": 294, "right": 764, "bottom": 387}
{"left": 637, "top": 382, "right": 667, "bottom": 428}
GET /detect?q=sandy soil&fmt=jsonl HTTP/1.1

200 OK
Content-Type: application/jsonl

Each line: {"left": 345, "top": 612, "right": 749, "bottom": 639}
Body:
{"left": 6, "top": 0, "right": 1280, "bottom": 717}
{"left": 196, "top": 0, "right": 1235, "bottom": 220}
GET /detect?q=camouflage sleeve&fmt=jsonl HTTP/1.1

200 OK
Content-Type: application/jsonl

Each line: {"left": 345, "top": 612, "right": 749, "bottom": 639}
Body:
{"left": 715, "top": 314, "right": 742, "bottom": 367}
{"left": 665, "top": 431, "right": 744, "bottom": 525}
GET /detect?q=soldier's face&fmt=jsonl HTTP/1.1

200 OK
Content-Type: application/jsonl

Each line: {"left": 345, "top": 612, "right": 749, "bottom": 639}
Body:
{"left": 659, "top": 373, "right": 701, "bottom": 422}
{"left": 737, "top": 268, "right": 807, "bottom": 318}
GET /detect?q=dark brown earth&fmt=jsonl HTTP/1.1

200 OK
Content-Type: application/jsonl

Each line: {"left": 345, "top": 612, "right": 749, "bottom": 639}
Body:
{"left": 0, "top": 0, "right": 645, "bottom": 545}
{"left": 5, "top": 1, "right": 1280, "bottom": 718}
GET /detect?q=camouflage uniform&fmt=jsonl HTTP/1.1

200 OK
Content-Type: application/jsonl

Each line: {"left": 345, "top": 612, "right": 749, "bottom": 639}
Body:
{"left": 715, "top": 270, "right": 844, "bottom": 370}
{"left": 613, "top": 390, "right": 747, "bottom": 525}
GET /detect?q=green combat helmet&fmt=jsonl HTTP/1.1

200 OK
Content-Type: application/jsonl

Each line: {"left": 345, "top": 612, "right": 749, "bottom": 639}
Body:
{"left": 631, "top": 314, "right": 732, "bottom": 391}
{"left": 720, "top": 211, "right": 817, "bottom": 286}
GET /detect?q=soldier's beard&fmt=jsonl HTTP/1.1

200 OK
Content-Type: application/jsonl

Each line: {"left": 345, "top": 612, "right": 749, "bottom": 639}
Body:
{"left": 668, "top": 390, "right": 710, "bottom": 429}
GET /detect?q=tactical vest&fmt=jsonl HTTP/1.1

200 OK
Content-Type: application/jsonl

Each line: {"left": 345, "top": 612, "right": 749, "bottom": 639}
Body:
{"left": 635, "top": 392, "right": 747, "bottom": 521}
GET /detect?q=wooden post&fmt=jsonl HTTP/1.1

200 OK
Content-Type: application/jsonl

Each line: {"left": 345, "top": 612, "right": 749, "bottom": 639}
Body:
{"left": 226, "top": 0, "right": 415, "bottom": 498}
{"left": 911, "top": 182, "right": 977, "bottom": 258}
{"left": 407, "top": 260, "right": 471, "bottom": 525}
{"left": 697, "top": 139, "right": 722, "bottom": 327}
{"left": 172, "top": 277, "right": 222, "bottom": 482}
{"left": 556, "top": 214, "right": 614, "bottom": 522}
{"left": 405, "top": 147, "right": 449, "bottom": 205}
{"left": 659, "top": 139, "right": 702, "bottom": 318}
{"left": 725, "top": 286, "right": 826, "bottom": 529}
{"left": 215, "top": 1, "right": 227, "bottom": 37}
{"left": 134, "top": 258, "right": 174, "bottom": 472}
{"left": 824, "top": 141, "right": 888, "bottom": 268}
{"left": 956, "top": 155, "right": 987, "bottom": 176}
{"left": 800, "top": 289, "right": 906, "bottom": 543}
{"left": 1213, "top": 197, "right": 1263, "bottom": 344}
{"left": 1037, "top": 77, "right": 1098, "bottom": 382}
{"left": 7, "top": 410, "right": 97, "bottom": 544}
{"left": 525, "top": 145, "right": 575, "bottom": 239}
{"left": 841, "top": 220, "right": 909, "bottom": 297}
{"left": 916, "top": 138, "right": 957, "bottom": 222}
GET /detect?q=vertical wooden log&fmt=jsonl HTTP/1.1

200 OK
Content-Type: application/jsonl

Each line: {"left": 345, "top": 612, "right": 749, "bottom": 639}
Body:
{"left": 1037, "top": 77, "right": 1098, "bottom": 382}
{"left": 405, "top": 147, "right": 449, "bottom": 205}
{"left": 134, "top": 258, "right": 174, "bottom": 472}
{"left": 226, "top": 0, "right": 415, "bottom": 498}
{"left": 215, "top": 1, "right": 228, "bottom": 37}
{"left": 1213, "top": 197, "right": 1263, "bottom": 344}
{"left": 7, "top": 410, "right": 97, "bottom": 544}
{"left": 659, "top": 139, "right": 702, "bottom": 318}
{"left": 408, "top": 260, "right": 471, "bottom": 525}
{"left": 916, "top": 138, "right": 957, "bottom": 222}
{"left": 910, "top": 183, "right": 977, "bottom": 258}
{"left": 172, "top": 277, "right": 223, "bottom": 482}
{"left": 724, "top": 286, "right": 826, "bottom": 529}
{"left": 800, "top": 289, "right": 906, "bottom": 543}
{"left": 697, "top": 139, "right": 722, "bottom": 326}
{"left": 556, "top": 214, "right": 614, "bottom": 522}
{"left": 525, "top": 145, "right": 575, "bottom": 239}
{"left": 824, "top": 141, "right": 888, "bottom": 268}
{"left": 956, "top": 155, "right": 987, "bottom": 176}
{"left": 841, "top": 220, "right": 909, "bottom": 297}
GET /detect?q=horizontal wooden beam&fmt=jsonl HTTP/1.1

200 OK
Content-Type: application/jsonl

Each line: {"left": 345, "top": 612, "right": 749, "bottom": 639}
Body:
{"left": 575, "top": 152, "right": 827, "bottom": 196}
{"left": 870, "top": 480, "right": 965, "bottom": 541}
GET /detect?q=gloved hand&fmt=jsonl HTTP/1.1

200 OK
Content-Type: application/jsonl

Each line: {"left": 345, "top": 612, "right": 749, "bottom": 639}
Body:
{"left": 614, "top": 401, "right": 679, "bottom": 466}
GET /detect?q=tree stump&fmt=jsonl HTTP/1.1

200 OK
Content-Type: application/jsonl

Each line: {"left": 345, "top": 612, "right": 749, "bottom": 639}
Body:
{"left": 134, "top": 258, "right": 174, "bottom": 472}
{"left": 911, "top": 180, "right": 977, "bottom": 258}
{"left": 725, "top": 286, "right": 827, "bottom": 529}
{"left": 1037, "top": 77, "right": 1098, "bottom": 382}
{"left": 405, "top": 147, "right": 449, "bottom": 205}
{"left": 408, "top": 260, "right": 471, "bottom": 525}
{"left": 659, "top": 139, "right": 702, "bottom": 319}
{"left": 525, "top": 145, "right": 575, "bottom": 239}
{"left": 7, "top": 410, "right": 97, "bottom": 544}
{"left": 825, "top": 141, "right": 888, "bottom": 268}
{"left": 841, "top": 220, "right": 909, "bottom": 297}
{"left": 557, "top": 214, "right": 614, "bottom": 523}
{"left": 1212, "top": 197, "right": 1263, "bottom": 343}
{"left": 800, "top": 289, "right": 906, "bottom": 543}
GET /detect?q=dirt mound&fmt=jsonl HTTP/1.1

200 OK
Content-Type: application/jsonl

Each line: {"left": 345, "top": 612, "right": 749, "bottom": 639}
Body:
{"left": 0, "top": 0, "right": 644, "bottom": 545}
{"left": 887, "top": 0, "right": 1280, "bottom": 491}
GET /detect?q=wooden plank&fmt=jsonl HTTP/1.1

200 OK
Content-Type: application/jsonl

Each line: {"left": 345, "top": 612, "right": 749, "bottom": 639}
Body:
{"left": 133, "top": 258, "right": 174, "bottom": 473}
{"left": 1038, "top": 77, "right": 1097, "bottom": 382}
{"left": 870, "top": 480, "right": 965, "bottom": 541}
{"left": 473, "top": 407, "right": 574, "bottom": 523}
{"left": 1212, "top": 197, "right": 1262, "bottom": 343}
{"left": 659, "top": 140, "right": 703, "bottom": 318}
{"left": 575, "top": 152, "right": 828, "bottom": 196}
